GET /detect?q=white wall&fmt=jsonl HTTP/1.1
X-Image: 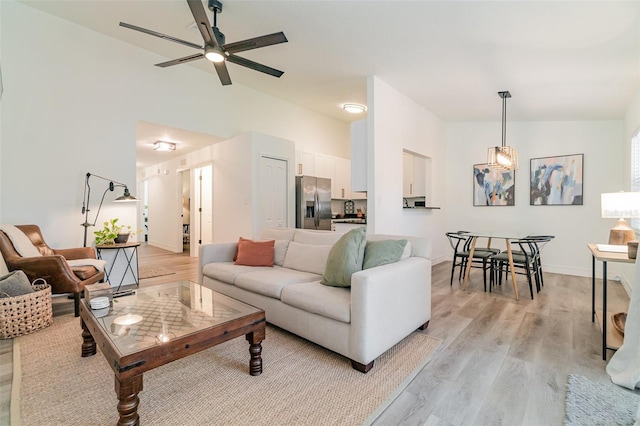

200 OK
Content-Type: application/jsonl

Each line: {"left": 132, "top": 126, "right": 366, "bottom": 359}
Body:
{"left": 367, "top": 76, "right": 448, "bottom": 261}
{"left": 0, "top": 1, "right": 348, "bottom": 249}
{"left": 445, "top": 120, "right": 626, "bottom": 277}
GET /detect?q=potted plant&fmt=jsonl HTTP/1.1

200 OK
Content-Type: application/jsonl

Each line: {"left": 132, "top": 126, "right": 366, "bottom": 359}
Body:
{"left": 94, "top": 218, "right": 133, "bottom": 245}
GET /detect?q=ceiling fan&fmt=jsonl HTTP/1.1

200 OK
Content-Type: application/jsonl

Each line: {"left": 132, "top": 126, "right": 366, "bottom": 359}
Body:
{"left": 119, "top": 0, "right": 288, "bottom": 86}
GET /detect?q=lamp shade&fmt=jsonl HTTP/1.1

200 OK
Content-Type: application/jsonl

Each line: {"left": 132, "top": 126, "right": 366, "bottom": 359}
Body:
{"left": 114, "top": 187, "right": 138, "bottom": 202}
{"left": 601, "top": 192, "right": 640, "bottom": 218}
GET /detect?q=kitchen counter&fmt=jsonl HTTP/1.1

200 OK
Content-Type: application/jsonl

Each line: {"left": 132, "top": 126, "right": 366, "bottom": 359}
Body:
{"left": 332, "top": 218, "right": 367, "bottom": 224}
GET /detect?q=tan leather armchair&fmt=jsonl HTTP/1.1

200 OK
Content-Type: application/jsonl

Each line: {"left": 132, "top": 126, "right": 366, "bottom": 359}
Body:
{"left": 0, "top": 225, "right": 105, "bottom": 316}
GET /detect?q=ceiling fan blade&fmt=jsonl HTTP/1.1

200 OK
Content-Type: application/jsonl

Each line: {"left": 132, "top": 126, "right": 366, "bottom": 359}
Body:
{"left": 213, "top": 61, "right": 232, "bottom": 86}
{"left": 186, "top": 0, "right": 217, "bottom": 47}
{"left": 226, "top": 55, "right": 284, "bottom": 78}
{"left": 155, "top": 53, "right": 204, "bottom": 68}
{"left": 223, "top": 32, "right": 288, "bottom": 54}
{"left": 119, "top": 22, "right": 202, "bottom": 50}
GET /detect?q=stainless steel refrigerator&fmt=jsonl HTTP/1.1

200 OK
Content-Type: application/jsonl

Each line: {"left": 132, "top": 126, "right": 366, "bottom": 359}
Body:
{"left": 295, "top": 176, "right": 332, "bottom": 230}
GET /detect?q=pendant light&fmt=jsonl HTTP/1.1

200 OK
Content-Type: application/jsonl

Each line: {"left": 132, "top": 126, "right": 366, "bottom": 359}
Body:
{"left": 487, "top": 91, "right": 519, "bottom": 170}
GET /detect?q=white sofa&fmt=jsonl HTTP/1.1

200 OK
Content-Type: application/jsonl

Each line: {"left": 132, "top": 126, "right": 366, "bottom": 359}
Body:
{"left": 198, "top": 228, "right": 431, "bottom": 373}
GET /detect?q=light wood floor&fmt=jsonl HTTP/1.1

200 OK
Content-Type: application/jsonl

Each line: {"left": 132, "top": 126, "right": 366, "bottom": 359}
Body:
{"left": 3, "top": 244, "right": 634, "bottom": 425}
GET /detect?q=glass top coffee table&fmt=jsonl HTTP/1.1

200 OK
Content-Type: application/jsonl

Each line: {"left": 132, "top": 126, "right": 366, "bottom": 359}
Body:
{"left": 79, "top": 281, "right": 266, "bottom": 426}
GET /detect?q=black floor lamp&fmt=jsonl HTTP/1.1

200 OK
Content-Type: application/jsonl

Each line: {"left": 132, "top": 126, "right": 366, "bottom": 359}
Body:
{"left": 81, "top": 172, "right": 138, "bottom": 247}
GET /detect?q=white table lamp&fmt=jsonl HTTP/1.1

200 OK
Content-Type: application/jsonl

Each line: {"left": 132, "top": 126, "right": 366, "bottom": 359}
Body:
{"left": 601, "top": 192, "right": 640, "bottom": 245}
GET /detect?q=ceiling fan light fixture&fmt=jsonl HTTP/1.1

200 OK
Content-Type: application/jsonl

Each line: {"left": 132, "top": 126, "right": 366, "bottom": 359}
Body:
{"left": 153, "top": 141, "right": 176, "bottom": 152}
{"left": 342, "top": 103, "right": 367, "bottom": 114}
{"left": 204, "top": 46, "right": 225, "bottom": 63}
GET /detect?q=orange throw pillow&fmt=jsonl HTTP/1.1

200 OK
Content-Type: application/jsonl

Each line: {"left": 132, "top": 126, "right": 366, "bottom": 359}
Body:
{"left": 234, "top": 237, "right": 275, "bottom": 267}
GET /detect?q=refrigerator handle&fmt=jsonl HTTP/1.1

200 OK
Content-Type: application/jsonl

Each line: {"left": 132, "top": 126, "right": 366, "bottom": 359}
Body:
{"left": 315, "top": 192, "right": 320, "bottom": 228}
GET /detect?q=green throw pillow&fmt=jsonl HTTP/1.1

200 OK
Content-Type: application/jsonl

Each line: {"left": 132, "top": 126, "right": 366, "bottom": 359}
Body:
{"left": 363, "top": 239, "right": 408, "bottom": 270}
{"left": 320, "top": 227, "right": 367, "bottom": 288}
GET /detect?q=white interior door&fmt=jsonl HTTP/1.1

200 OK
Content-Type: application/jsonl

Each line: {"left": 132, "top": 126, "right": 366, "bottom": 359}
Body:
{"left": 194, "top": 164, "right": 213, "bottom": 253}
{"left": 260, "top": 156, "right": 288, "bottom": 230}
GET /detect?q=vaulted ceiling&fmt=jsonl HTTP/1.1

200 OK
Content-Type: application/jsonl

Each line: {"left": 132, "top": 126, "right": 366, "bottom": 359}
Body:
{"left": 17, "top": 0, "right": 640, "bottom": 168}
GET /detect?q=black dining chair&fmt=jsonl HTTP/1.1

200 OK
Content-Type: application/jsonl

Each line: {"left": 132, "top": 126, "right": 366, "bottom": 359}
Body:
{"left": 446, "top": 232, "right": 497, "bottom": 291}
{"left": 491, "top": 236, "right": 554, "bottom": 299}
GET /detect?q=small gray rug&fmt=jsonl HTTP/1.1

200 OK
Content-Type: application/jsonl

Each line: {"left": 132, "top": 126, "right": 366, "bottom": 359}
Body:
{"left": 565, "top": 374, "right": 640, "bottom": 425}
{"left": 138, "top": 265, "right": 175, "bottom": 279}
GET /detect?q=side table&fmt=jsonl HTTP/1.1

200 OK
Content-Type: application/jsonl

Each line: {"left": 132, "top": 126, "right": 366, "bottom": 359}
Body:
{"left": 96, "top": 242, "right": 141, "bottom": 291}
{"left": 587, "top": 244, "right": 634, "bottom": 360}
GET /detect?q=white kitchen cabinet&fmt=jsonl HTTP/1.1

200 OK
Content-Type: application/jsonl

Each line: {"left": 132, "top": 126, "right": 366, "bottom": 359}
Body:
{"left": 334, "top": 157, "right": 350, "bottom": 199}
{"left": 403, "top": 151, "right": 426, "bottom": 197}
{"left": 314, "top": 153, "right": 335, "bottom": 180}
{"left": 295, "top": 150, "right": 315, "bottom": 176}
{"left": 294, "top": 150, "right": 366, "bottom": 200}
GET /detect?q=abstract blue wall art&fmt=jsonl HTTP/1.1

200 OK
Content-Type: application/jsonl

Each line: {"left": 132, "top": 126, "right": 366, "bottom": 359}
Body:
{"left": 530, "top": 154, "right": 583, "bottom": 205}
{"left": 473, "top": 164, "right": 515, "bottom": 206}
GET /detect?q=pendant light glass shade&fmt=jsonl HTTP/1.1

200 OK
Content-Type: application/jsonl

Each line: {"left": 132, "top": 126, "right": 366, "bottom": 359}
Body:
{"left": 487, "top": 146, "right": 519, "bottom": 170}
{"left": 488, "top": 91, "right": 519, "bottom": 170}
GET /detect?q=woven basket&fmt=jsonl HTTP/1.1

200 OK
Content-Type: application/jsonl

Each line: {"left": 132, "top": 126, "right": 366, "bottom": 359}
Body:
{"left": 0, "top": 279, "right": 53, "bottom": 339}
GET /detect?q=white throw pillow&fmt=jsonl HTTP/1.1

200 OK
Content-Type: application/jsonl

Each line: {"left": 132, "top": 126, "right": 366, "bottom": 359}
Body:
{"left": 283, "top": 242, "right": 332, "bottom": 275}
{"left": 401, "top": 241, "right": 412, "bottom": 260}
{"left": 274, "top": 240, "right": 290, "bottom": 266}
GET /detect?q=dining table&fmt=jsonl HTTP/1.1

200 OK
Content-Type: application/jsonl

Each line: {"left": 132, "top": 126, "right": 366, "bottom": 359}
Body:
{"left": 459, "top": 231, "right": 530, "bottom": 300}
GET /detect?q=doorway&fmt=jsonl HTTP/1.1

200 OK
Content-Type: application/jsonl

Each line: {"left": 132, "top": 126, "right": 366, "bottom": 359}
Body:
{"left": 193, "top": 164, "right": 213, "bottom": 256}
{"left": 179, "top": 170, "right": 191, "bottom": 252}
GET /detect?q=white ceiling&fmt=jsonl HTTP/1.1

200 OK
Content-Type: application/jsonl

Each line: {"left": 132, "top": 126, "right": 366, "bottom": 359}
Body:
{"left": 18, "top": 0, "right": 640, "bottom": 168}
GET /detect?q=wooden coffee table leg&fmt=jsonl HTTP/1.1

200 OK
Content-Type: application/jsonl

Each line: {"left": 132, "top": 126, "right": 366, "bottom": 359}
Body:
{"left": 246, "top": 327, "right": 265, "bottom": 376}
{"left": 115, "top": 374, "right": 143, "bottom": 426}
{"left": 81, "top": 319, "right": 96, "bottom": 357}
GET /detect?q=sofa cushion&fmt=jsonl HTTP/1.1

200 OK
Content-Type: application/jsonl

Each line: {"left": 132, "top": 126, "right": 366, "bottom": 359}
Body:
{"left": 202, "top": 262, "right": 272, "bottom": 284}
{"left": 363, "top": 239, "right": 408, "bottom": 270}
{"left": 320, "top": 227, "right": 367, "bottom": 288}
{"left": 235, "top": 238, "right": 274, "bottom": 267}
{"left": 259, "top": 227, "right": 296, "bottom": 241}
{"left": 281, "top": 281, "right": 351, "bottom": 323}
{"left": 293, "top": 230, "right": 343, "bottom": 245}
{"left": 283, "top": 242, "right": 332, "bottom": 275}
{"left": 274, "top": 240, "right": 290, "bottom": 266}
{"left": 234, "top": 267, "right": 321, "bottom": 299}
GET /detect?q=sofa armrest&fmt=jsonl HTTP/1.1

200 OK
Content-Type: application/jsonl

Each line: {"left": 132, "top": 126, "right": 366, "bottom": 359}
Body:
{"left": 198, "top": 242, "right": 238, "bottom": 284}
{"left": 349, "top": 257, "right": 431, "bottom": 365}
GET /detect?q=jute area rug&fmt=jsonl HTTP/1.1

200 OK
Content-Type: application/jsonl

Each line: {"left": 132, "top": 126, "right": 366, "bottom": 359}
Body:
{"left": 138, "top": 264, "right": 176, "bottom": 279}
{"left": 564, "top": 374, "right": 640, "bottom": 426}
{"left": 14, "top": 315, "right": 442, "bottom": 425}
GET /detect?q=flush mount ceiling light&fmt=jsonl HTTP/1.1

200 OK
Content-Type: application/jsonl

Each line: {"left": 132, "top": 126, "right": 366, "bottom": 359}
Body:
{"left": 487, "top": 91, "right": 519, "bottom": 170}
{"left": 342, "top": 103, "right": 367, "bottom": 114}
{"left": 153, "top": 141, "right": 176, "bottom": 152}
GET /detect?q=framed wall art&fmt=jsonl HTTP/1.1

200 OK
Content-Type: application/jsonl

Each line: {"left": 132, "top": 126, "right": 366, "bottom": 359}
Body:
{"left": 473, "top": 164, "right": 515, "bottom": 206}
{"left": 530, "top": 153, "right": 583, "bottom": 205}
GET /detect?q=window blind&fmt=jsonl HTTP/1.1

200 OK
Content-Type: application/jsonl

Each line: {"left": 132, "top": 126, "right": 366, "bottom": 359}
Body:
{"left": 631, "top": 130, "right": 640, "bottom": 229}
